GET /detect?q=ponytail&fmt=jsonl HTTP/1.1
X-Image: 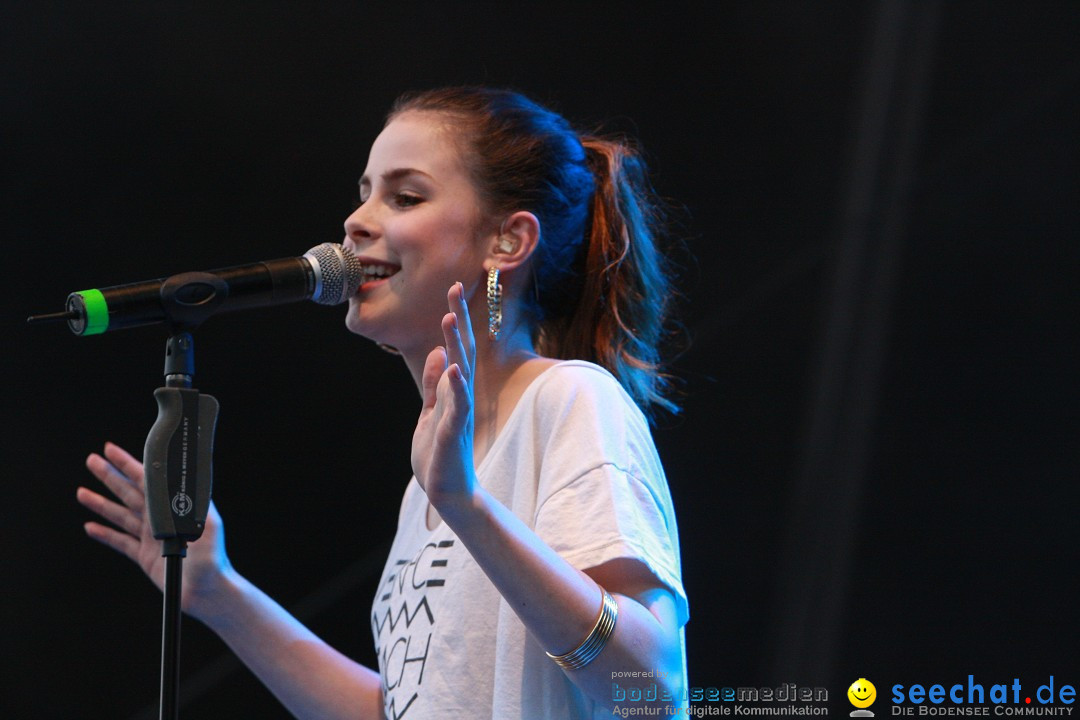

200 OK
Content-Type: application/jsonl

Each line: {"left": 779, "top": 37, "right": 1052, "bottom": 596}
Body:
{"left": 537, "top": 137, "right": 678, "bottom": 420}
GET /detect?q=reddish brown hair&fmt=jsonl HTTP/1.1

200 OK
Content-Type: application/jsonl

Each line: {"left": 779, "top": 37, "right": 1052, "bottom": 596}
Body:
{"left": 390, "top": 87, "right": 678, "bottom": 419}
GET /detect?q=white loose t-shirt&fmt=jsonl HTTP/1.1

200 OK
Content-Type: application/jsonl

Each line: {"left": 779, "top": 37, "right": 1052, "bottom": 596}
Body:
{"left": 370, "top": 360, "right": 688, "bottom": 719}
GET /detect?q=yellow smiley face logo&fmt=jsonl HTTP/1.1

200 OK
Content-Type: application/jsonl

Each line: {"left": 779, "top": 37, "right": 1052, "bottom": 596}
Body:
{"left": 848, "top": 678, "right": 877, "bottom": 708}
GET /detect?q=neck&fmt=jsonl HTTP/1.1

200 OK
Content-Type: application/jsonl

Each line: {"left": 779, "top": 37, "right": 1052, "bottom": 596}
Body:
{"left": 402, "top": 306, "right": 542, "bottom": 468}
{"left": 471, "top": 323, "right": 540, "bottom": 439}
{"left": 399, "top": 299, "right": 540, "bottom": 424}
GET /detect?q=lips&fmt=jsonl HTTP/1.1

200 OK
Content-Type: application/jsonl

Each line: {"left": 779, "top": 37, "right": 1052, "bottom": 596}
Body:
{"left": 356, "top": 257, "right": 401, "bottom": 291}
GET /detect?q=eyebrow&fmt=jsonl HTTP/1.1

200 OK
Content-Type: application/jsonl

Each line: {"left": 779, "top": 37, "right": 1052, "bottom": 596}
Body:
{"left": 358, "top": 167, "right": 435, "bottom": 188}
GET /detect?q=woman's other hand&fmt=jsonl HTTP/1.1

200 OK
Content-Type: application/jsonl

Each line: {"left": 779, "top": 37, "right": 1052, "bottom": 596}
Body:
{"left": 76, "top": 441, "right": 232, "bottom": 621}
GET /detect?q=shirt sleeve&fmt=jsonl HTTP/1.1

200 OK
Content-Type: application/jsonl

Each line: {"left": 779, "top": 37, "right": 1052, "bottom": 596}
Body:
{"left": 533, "top": 463, "right": 689, "bottom": 627}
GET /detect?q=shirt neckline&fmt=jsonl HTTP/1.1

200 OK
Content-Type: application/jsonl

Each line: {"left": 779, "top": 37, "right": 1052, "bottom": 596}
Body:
{"left": 417, "top": 359, "right": 612, "bottom": 532}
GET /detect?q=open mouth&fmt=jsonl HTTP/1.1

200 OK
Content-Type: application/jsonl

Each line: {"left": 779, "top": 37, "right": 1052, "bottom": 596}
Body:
{"left": 357, "top": 260, "right": 401, "bottom": 289}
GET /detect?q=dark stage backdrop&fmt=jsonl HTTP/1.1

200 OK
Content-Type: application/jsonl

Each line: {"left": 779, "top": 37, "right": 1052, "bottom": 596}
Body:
{"left": 5, "top": 2, "right": 1077, "bottom": 718}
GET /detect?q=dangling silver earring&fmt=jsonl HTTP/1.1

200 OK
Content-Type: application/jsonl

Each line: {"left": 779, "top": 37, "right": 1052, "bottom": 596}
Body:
{"left": 487, "top": 266, "right": 502, "bottom": 341}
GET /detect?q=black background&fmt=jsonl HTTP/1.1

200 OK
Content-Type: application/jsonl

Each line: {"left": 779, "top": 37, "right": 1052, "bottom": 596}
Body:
{"left": 4, "top": 2, "right": 1077, "bottom": 717}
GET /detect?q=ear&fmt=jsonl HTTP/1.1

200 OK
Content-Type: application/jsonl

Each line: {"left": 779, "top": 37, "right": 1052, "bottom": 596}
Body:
{"left": 484, "top": 210, "right": 539, "bottom": 272}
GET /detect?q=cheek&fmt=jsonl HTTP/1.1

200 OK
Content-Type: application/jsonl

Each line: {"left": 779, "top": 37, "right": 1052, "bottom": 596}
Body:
{"left": 412, "top": 214, "right": 484, "bottom": 263}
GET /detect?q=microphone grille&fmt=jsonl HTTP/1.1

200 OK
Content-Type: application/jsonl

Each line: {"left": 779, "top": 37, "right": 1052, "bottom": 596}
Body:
{"left": 304, "top": 243, "right": 364, "bottom": 305}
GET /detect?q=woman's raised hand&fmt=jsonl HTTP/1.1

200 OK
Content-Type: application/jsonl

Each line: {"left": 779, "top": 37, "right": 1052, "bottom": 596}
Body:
{"left": 77, "top": 442, "right": 231, "bottom": 620}
{"left": 411, "top": 282, "right": 478, "bottom": 514}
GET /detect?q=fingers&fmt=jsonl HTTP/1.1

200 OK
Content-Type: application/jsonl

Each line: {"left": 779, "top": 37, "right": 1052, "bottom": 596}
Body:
{"left": 103, "top": 442, "right": 145, "bottom": 485}
{"left": 86, "top": 450, "right": 144, "bottom": 512}
{"left": 421, "top": 346, "right": 448, "bottom": 411}
{"left": 443, "top": 282, "right": 474, "bottom": 383}
{"left": 442, "top": 362, "right": 472, "bottom": 430}
{"left": 82, "top": 520, "right": 142, "bottom": 564}
{"left": 76, "top": 485, "right": 143, "bottom": 538}
{"left": 454, "top": 281, "right": 475, "bottom": 365}
{"left": 80, "top": 442, "right": 147, "bottom": 556}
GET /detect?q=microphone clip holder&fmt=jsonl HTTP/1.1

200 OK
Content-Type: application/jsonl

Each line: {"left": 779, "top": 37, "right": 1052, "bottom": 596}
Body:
{"left": 158, "top": 271, "right": 230, "bottom": 332}
{"left": 145, "top": 279, "right": 224, "bottom": 555}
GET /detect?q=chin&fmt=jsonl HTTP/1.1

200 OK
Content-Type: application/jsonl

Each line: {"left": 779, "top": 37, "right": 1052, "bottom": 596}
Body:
{"left": 344, "top": 296, "right": 445, "bottom": 355}
{"left": 345, "top": 315, "right": 386, "bottom": 345}
{"left": 344, "top": 299, "right": 379, "bottom": 339}
{"left": 344, "top": 304, "right": 404, "bottom": 350}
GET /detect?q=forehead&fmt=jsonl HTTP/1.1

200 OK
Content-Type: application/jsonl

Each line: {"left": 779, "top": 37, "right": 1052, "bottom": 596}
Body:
{"left": 363, "top": 111, "right": 465, "bottom": 183}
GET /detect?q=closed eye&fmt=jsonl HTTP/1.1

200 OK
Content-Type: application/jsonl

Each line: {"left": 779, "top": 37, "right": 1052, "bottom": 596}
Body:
{"left": 353, "top": 184, "right": 423, "bottom": 210}
{"left": 394, "top": 193, "right": 423, "bottom": 208}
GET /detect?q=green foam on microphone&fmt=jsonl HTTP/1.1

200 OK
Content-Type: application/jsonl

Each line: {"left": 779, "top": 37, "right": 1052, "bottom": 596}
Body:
{"left": 77, "top": 289, "right": 109, "bottom": 335}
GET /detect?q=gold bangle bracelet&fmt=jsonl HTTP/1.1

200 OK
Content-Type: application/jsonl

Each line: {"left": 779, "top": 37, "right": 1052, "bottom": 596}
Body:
{"left": 546, "top": 588, "right": 619, "bottom": 671}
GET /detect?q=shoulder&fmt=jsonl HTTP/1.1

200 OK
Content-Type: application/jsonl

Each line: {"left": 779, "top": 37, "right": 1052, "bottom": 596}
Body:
{"left": 526, "top": 360, "right": 645, "bottom": 424}
{"left": 517, "top": 360, "right": 657, "bottom": 476}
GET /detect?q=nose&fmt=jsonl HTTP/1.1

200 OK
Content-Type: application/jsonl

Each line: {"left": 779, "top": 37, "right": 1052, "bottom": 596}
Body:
{"left": 343, "top": 203, "right": 377, "bottom": 250}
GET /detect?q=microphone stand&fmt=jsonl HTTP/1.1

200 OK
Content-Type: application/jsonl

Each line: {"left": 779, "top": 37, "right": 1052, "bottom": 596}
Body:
{"left": 142, "top": 272, "right": 223, "bottom": 719}
{"left": 28, "top": 255, "right": 358, "bottom": 716}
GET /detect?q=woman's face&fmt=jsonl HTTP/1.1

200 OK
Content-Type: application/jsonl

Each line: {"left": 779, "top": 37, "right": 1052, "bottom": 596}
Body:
{"left": 342, "top": 111, "right": 491, "bottom": 353}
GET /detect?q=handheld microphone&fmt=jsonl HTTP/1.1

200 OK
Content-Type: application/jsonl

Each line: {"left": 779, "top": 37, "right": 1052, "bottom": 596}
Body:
{"left": 27, "top": 243, "right": 363, "bottom": 335}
